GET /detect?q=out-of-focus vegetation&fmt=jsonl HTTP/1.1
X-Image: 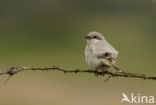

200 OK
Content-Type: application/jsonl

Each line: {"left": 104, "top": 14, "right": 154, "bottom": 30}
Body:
{"left": 0, "top": 0, "right": 156, "bottom": 105}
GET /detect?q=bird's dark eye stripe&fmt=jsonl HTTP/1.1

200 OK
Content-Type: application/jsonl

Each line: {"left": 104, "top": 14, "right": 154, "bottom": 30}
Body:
{"left": 93, "top": 36, "right": 97, "bottom": 38}
{"left": 93, "top": 36, "right": 101, "bottom": 40}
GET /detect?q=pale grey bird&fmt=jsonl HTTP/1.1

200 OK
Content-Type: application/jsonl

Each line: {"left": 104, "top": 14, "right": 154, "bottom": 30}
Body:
{"left": 85, "top": 31, "right": 121, "bottom": 71}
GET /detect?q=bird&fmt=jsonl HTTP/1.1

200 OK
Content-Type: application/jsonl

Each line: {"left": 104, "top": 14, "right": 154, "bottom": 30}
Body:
{"left": 85, "top": 31, "right": 121, "bottom": 72}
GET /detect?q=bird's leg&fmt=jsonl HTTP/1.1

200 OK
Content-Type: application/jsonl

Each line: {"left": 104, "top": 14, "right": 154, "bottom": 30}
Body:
{"left": 94, "top": 68, "right": 99, "bottom": 76}
{"left": 95, "top": 66, "right": 101, "bottom": 76}
{"left": 95, "top": 64, "right": 106, "bottom": 76}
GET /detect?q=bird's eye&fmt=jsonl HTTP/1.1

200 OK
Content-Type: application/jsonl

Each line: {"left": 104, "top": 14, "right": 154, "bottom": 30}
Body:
{"left": 93, "top": 36, "right": 97, "bottom": 38}
{"left": 93, "top": 35, "right": 101, "bottom": 40}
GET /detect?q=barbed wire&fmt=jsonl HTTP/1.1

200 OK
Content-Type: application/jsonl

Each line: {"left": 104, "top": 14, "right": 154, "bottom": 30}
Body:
{"left": 0, "top": 66, "right": 156, "bottom": 83}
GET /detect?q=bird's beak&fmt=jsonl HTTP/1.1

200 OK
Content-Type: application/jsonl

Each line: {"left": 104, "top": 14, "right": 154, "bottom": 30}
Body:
{"left": 85, "top": 35, "right": 91, "bottom": 39}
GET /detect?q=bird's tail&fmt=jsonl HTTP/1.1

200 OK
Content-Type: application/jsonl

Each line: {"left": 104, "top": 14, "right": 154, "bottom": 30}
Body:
{"left": 111, "top": 64, "right": 123, "bottom": 72}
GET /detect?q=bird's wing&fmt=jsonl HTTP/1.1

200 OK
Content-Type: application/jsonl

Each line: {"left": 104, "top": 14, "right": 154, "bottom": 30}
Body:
{"left": 93, "top": 42, "right": 118, "bottom": 60}
{"left": 103, "top": 41, "right": 119, "bottom": 59}
{"left": 97, "top": 52, "right": 111, "bottom": 59}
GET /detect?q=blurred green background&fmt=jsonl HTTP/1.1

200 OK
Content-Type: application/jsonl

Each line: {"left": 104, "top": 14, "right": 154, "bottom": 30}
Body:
{"left": 0, "top": 0, "right": 156, "bottom": 105}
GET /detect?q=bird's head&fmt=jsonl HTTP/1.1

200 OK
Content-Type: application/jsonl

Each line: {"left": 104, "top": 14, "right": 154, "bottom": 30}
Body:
{"left": 85, "top": 31, "right": 105, "bottom": 44}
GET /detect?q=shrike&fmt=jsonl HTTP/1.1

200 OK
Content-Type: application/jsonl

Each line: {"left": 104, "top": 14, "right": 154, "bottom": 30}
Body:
{"left": 85, "top": 31, "right": 121, "bottom": 71}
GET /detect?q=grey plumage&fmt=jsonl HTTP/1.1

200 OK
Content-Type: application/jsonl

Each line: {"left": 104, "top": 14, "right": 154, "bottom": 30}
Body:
{"left": 85, "top": 31, "right": 119, "bottom": 70}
